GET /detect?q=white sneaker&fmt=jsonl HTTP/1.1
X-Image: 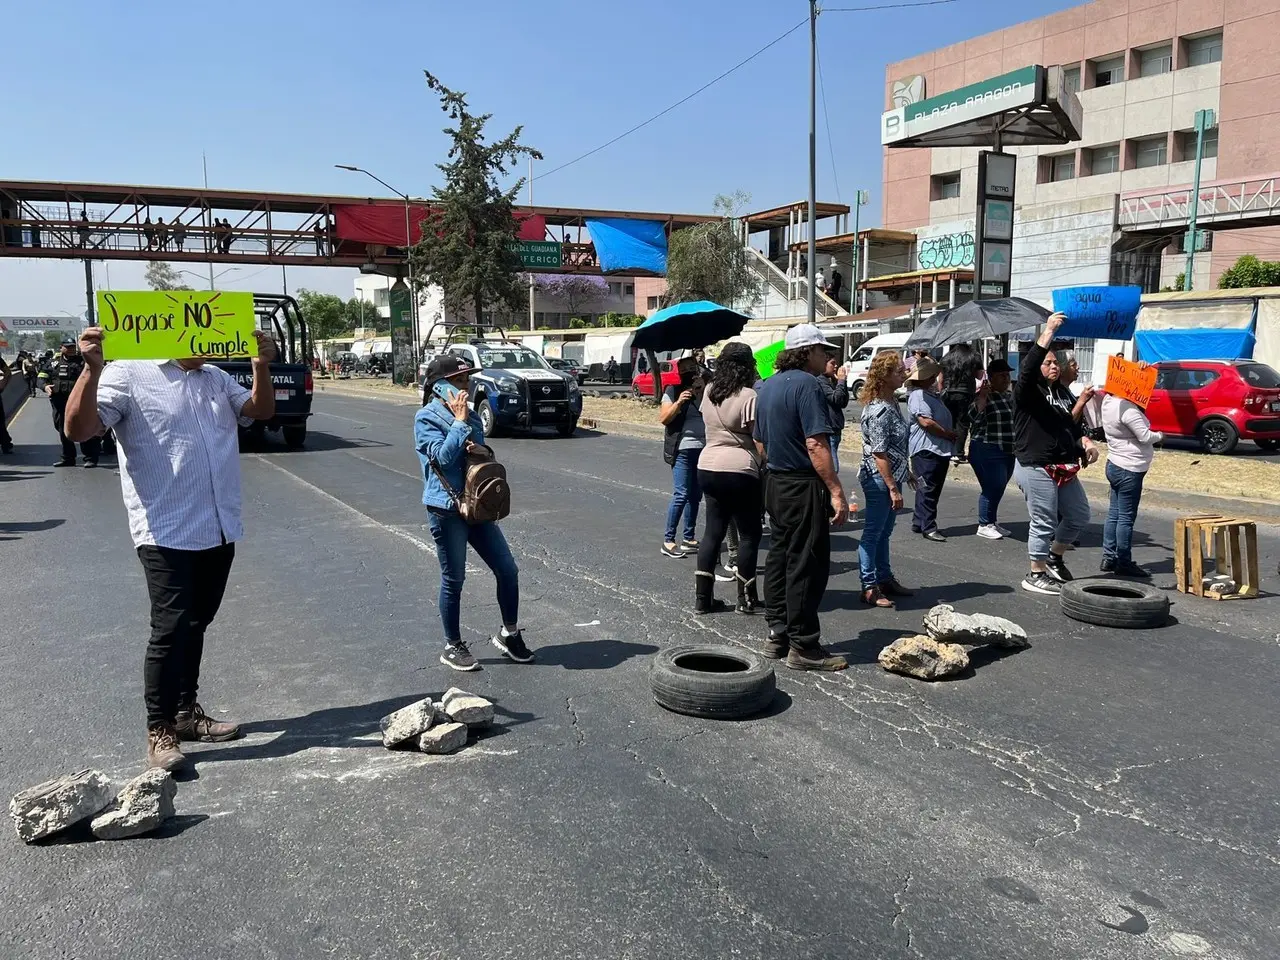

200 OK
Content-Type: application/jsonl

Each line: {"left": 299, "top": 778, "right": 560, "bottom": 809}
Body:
{"left": 976, "top": 524, "right": 1003, "bottom": 540}
{"left": 995, "top": 525, "right": 1012, "bottom": 538}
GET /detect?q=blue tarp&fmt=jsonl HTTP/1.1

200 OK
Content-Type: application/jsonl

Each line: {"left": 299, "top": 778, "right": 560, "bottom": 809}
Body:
{"left": 585, "top": 218, "right": 667, "bottom": 275}
{"left": 1135, "top": 328, "right": 1256, "bottom": 363}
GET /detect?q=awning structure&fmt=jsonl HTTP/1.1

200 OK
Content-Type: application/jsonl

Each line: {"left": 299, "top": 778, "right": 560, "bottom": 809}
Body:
{"left": 585, "top": 218, "right": 667, "bottom": 275}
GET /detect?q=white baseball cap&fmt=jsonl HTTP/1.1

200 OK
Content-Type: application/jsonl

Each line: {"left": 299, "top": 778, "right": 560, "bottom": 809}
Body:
{"left": 784, "top": 323, "right": 838, "bottom": 350}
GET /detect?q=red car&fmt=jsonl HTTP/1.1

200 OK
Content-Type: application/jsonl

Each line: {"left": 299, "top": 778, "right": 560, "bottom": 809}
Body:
{"left": 1145, "top": 360, "right": 1280, "bottom": 454}
{"left": 632, "top": 360, "right": 682, "bottom": 398}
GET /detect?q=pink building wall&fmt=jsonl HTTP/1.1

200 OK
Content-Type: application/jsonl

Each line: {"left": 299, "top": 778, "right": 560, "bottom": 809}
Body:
{"left": 882, "top": 0, "right": 1280, "bottom": 284}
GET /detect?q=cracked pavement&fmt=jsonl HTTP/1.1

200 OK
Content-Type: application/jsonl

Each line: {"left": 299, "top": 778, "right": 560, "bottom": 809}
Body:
{"left": 1, "top": 391, "right": 1277, "bottom": 960}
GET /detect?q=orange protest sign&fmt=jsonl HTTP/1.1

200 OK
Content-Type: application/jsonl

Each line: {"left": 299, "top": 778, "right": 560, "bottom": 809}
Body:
{"left": 1105, "top": 355, "right": 1158, "bottom": 408}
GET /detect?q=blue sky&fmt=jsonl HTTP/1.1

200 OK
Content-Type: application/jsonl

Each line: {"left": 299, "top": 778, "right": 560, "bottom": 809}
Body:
{"left": 1, "top": 0, "right": 1079, "bottom": 315}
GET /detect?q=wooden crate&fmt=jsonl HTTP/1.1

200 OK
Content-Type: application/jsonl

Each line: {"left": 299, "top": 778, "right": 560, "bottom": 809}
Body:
{"left": 1173, "top": 514, "right": 1260, "bottom": 600}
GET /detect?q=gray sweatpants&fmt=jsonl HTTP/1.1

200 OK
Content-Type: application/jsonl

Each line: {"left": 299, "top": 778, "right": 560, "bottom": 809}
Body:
{"left": 1013, "top": 461, "right": 1090, "bottom": 561}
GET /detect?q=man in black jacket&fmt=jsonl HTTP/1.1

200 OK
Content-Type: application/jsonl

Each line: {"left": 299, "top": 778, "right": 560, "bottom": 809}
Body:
{"left": 1012, "top": 312, "right": 1099, "bottom": 595}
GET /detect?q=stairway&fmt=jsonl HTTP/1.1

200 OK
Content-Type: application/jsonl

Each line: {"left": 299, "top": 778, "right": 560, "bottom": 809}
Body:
{"left": 742, "top": 246, "right": 845, "bottom": 321}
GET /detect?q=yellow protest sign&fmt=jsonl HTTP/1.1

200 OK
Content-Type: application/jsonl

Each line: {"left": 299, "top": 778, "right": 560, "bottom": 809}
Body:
{"left": 96, "top": 291, "right": 257, "bottom": 361}
{"left": 1106, "top": 355, "right": 1158, "bottom": 408}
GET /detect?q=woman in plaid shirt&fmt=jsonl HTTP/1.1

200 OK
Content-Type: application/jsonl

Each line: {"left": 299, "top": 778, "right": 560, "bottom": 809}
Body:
{"left": 965, "top": 357, "right": 1016, "bottom": 540}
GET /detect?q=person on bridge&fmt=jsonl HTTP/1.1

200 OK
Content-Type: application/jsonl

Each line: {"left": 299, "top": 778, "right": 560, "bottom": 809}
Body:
{"left": 63, "top": 326, "right": 278, "bottom": 771}
{"left": 416, "top": 354, "right": 531, "bottom": 672}
{"left": 39, "top": 336, "right": 101, "bottom": 468}
{"left": 172, "top": 219, "right": 187, "bottom": 252}
{"left": 753, "top": 323, "right": 849, "bottom": 672}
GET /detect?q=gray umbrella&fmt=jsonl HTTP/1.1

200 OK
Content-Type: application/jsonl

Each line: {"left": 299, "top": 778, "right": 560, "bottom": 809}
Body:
{"left": 905, "top": 297, "right": 1051, "bottom": 351}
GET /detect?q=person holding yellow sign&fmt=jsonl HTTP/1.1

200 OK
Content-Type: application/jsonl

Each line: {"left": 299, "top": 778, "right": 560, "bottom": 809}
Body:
{"left": 65, "top": 325, "right": 276, "bottom": 772}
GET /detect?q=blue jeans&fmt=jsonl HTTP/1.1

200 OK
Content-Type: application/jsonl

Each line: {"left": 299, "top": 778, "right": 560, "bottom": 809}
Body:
{"left": 426, "top": 510, "right": 519, "bottom": 646}
{"left": 968, "top": 439, "right": 1014, "bottom": 526}
{"left": 1014, "top": 461, "right": 1090, "bottom": 562}
{"left": 664, "top": 447, "right": 702, "bottom": 543}
{"left": 858, "top": 472, "right": 897, "bottom": 588}
{"left": 1103, "top": 461, "right": 1146, "bottom": 564}
{"left": 829, "top": 435, "right": 841, "bottom": 475}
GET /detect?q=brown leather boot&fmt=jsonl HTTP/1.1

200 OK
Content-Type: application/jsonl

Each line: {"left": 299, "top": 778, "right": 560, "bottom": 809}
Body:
{"left": 174, "top": 703, "right": 241, "bottom": 743}
{"left": 147, "top": 724, "right": 187, "bottom": 771}
{"left": 785, "top": 645, "right": 849, "bottom": 672}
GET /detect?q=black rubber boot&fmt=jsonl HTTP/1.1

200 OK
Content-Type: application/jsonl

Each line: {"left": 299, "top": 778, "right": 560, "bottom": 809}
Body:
{"left": 694, "top": 571, "right": 729, "bottom": 615}
{"left": 736, "top": 575, "right": 759, "bottom": 615}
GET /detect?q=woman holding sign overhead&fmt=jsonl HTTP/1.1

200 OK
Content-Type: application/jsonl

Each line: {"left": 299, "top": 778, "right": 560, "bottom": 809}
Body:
{"left": 1101, "top": 364, "right": 1162, "bottom": 578}
{"left": 1012, "top": 311, "right": 1100, "bottom": 596}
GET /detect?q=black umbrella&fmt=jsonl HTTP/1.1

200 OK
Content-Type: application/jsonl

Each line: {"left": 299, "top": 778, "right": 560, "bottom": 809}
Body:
{"left": 905, "top": 297, "right": 1050, "bottom": 352}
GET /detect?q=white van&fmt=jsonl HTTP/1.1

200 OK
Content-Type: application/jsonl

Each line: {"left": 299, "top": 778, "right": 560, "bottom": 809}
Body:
{"left": 844, "top": 332, "right": 911, "bottom": 393}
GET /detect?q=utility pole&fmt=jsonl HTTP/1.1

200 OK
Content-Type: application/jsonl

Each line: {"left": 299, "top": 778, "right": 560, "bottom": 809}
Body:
{"left": 807, "top": 0, "right": 818, "bottom": 325}
{"left": 850, "top": 190, "right": 867, "bottom": 313}
{"left": 1184, "top": 108, "right": 1216, "bottom": 292}
{"left": 528, "top": 156, "right": 536, "bottom": 332}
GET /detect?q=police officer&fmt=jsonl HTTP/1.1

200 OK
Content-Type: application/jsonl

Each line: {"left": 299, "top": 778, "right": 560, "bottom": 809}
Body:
{"left": 39, "top": 336, "right": 101, "bottom": 468}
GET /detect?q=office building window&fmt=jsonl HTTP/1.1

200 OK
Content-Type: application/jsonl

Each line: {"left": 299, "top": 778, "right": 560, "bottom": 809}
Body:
{"left": 373, "top": 288, "right": 390, "bottom": 307}
{"left": 624, "top": 283, "right": 635, "bottom": 295}
{"left": 1089, "top": 144, "right": 1121, "bottom": 175}
{"left": 646, "top": 295, "right": 660, "bottom": 310}
{"left": 1092, "top": 55, "right": 1125, "bottom": 87}
{"left": 1050, "top": 153, "right": 1076, "bottom": 182}
{"left": 1185, "top": 33, "right": 1223, "bottom": 66}
{"left": 1178, "top": 127, "right": 1219, "bottom": 161}
{"left": 1140, "top": 45, "right": 1173, "bottom": 77}
{"left": 1134, "top": 136, "right": 1168, "bottom": 168}
{"left": 1063, "top": 66, "right": 1081, "bottom": 93}
{"left": 931, "top": 172, "right": 961, "bottom": 200}
{"left": 608, "top": 281, "right": 622, "bottom": 297}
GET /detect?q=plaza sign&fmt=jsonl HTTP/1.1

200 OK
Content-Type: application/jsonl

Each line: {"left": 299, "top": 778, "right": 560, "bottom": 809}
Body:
{"left": 0, "top": 316, "right": 82, "bottom": 332}
{"left": 884, "top": 67, "right": 1038, "bottom": 145}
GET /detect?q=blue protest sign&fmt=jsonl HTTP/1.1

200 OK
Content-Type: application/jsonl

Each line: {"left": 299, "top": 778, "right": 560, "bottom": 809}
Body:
{"left": 1050, "top": 285, "right": 1143, "bottom": 340}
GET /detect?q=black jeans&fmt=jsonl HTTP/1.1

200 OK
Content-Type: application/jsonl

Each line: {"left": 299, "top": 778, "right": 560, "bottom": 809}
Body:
{"left": 696, "top": 470, "right": 763, "bottom": 581}
{"left": 137, "top": 543, "right": 236, "bottom": 728}
{"left": 0, "top": 394, "right": 11, "bottom": 450}
{"left": 762, "top": 470, "right": 831, "bottom": 651}
{"left": 911, "top": 451, "right": 950, "bottom": 534}
{"left": 943, "top": 390, "right": 972, "bottom": 457}
{"left": 50, "top": 395, "right": 100, "bottom": 462}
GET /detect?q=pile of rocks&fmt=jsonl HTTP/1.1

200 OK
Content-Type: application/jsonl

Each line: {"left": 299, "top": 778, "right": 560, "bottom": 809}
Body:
{"left": 878, "top": 604, "right": 1031, "bottom": 682}
{"left": 380, "top": 687, "right": 495, "bottom": 755}
{"left": 10, "top": 768, "right": 176, "bottom": 844}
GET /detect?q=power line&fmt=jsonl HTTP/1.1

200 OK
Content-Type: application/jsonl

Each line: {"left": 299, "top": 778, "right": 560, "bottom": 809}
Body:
{"left": 815, "top": 46, "right": 842, "bottom": 202}
{"left": 538, "top": 17, "right": 808, "bottom": 181}
{"left": 824, "top": 0, "right": 958, "bottom": 11}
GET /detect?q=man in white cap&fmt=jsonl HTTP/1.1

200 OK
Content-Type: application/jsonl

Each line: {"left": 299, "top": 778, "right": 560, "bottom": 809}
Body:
{"left": 752, "top": 323, "right": 849, "bottom": 672}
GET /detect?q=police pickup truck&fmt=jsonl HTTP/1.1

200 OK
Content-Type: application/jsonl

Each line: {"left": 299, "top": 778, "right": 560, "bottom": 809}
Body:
{"left": 212, "top": 294, "right": 314, "bottom": 448}
{"left": 422, "top": 339, "right": 581, "bottom": 437}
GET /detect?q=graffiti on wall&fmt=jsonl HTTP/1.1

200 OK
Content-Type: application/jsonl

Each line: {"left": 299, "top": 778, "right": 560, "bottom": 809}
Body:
{"left": 917, "top": 231, "right": 975, "bottom": 271}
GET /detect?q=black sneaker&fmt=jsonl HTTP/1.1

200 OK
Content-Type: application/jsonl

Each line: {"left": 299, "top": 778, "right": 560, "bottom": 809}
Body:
{"left": 1021, "top": 571, "right": 1062, "bottom": 595}
{"left": 492, "top": 630, "right": 534, "bottom": 663}
{"left": 660, "top": 542, "right": 686, "bottom": 559}
{"left": 1045, "top": 556, "right": 1073, "bottom": 583}
{"left": 1100, "top": 558, "right": 1116, "bottom": 573}
{"left": 680, "top": 538, "right": 700, "bottom": 551}
{"left": 53, "top": 458, "right": 75, "bottom": 467}
{"left": 440, "top": 642, "right": 480, "bottom": 672}
{"left": 1115, "top": 561, "right": 1150, "bottom": 579}
{"left": 713, "top": 564, "right": 736, "bottom": 582}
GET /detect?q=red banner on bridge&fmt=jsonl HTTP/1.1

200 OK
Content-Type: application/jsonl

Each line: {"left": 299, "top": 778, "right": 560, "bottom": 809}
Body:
{"left": 333, "top": 204, "right": 546, "bottom": 247}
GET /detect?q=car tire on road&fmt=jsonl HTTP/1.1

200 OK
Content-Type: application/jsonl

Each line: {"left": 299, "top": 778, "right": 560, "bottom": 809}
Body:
{"left": 1197, "top": 416, "right": 1239, "bottom": 455}
{"left": 851, "top": 380, "right": 865, "bottom": 397}
{"left": 477, "top": 398, "right": 499, "bottom": 438}
{"left": 557, "top": 419, "right": 578, "bottom": 437}
{"left": 649, "top": 644, "right": 776, "bottom": 720}
{"left": 1059, "top": 580, "right": 1170, "bottom": 629}
{"left": 283, "top": 424, "right": 307, "bottom": 449}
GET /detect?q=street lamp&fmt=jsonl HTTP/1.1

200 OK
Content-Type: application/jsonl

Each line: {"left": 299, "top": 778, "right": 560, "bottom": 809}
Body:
{"left": 178, "top": 266, "right": 242, "bottom": 290}
{"left": 335, "top": 164, "right": 420, "bottom": 358}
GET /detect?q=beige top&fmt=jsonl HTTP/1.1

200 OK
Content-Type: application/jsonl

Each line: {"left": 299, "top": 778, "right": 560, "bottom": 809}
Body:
{"left": 698, "top": 387, "right": 760, "bottom": 476}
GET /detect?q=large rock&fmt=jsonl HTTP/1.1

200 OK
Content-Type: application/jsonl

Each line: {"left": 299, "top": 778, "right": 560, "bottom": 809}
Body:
{"left": 10, "top": 769, "right": 115, "bottom": 843}
{"left": 380, "top": 698, "right": 438, "bottom": 748}
{"left": 922, "top": 604, "right": 1030, "bottom": 649}
{"left": 441, "top": 688, "right": 495, "bottom": 728}
{"left": 878, "top": 635, "right": 970, "bottom": 681}
{"left": 90, "top": 769, "right": 176, "bottom": 840}
{"left": 417, "top": 721, "right": 468, "bottom": 755}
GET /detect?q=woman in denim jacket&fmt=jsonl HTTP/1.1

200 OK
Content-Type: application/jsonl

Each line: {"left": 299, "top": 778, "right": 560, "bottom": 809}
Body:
{"left": 415, "top": 355, "right": 532, "bottom": 671}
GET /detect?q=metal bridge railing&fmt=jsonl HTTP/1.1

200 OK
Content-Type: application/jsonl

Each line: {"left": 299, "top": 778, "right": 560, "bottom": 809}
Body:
{"left": 1119, "top": 174, "right": 1280, "bottom": 230}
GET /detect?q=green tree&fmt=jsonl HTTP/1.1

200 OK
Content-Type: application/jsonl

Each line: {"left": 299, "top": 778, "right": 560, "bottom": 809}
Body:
{"left": 410, "top": 72, "right": 542, "bottom": 330}
{"left": 664, "top": 191, "right": 762, "bottom": 308}
{"left": 295, "top": 289, "right": 348, "bottom": 342}
{"left": 1218, "top": 254, "right": 1280, "bottom": 289}
{"left": 44, "top": 330, "right": 64, "bottom": 351}
{"left": 144, "top": 261, "right": 193, "bottom": 291}
{"left": 344, "top": 296, "right": 388, "bottom": 333}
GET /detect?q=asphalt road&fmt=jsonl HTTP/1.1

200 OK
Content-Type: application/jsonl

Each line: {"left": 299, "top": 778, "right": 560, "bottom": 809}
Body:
{"left": 2, "top": 390, "right": 1278, "bottom": 960}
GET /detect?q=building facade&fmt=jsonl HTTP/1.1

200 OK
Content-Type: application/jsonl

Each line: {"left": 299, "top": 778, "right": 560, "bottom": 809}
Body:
{"left": 882, "top": 0, "right": 1280, "bottom": 320}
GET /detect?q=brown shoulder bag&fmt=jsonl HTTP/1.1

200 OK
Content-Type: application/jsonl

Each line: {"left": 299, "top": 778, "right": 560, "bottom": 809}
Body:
{"left": 430, "top": 443, "right": 511, "bottom": 524}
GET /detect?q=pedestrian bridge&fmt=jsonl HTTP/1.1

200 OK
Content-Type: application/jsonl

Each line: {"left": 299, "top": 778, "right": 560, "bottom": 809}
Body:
{"left": 1118, "top": 173, "right": 1280, "bottom": 234}
{"left": 0, "top": 179, "right": 716, "bottom": 275}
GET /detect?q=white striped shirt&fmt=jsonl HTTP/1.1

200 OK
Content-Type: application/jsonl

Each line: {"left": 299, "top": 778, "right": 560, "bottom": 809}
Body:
{"left": 97, "top": 360, "right": 252, "bottom": 550}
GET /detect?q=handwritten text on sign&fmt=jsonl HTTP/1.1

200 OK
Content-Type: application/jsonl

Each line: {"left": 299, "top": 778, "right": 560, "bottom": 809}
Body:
{"left": 1050, "top": 285, "right": 1142, "bottom": 341}
{"left": 96, "top": 291, "right": 256, "bottom": 361}
{"left": 1105, "top": 355, "right": 1158, "bottom": 408}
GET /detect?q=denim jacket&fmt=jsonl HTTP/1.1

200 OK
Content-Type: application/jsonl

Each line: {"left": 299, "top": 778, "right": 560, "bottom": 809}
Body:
{"left": 414, "top": 400, "right": 485, "bottom": 511}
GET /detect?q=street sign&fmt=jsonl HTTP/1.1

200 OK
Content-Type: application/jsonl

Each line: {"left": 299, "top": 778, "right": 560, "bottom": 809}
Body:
{"left": 883, "top": 66, "right": 1039, "bottom": 145}
{"left": 511, "top": 240, "right": 562, "bottom": 269}
{"left": 983, "top": 200, "right": 1013, "bottom": 241}
{"left": 981, "top": 243, "right": 1011, "bottom": 283}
